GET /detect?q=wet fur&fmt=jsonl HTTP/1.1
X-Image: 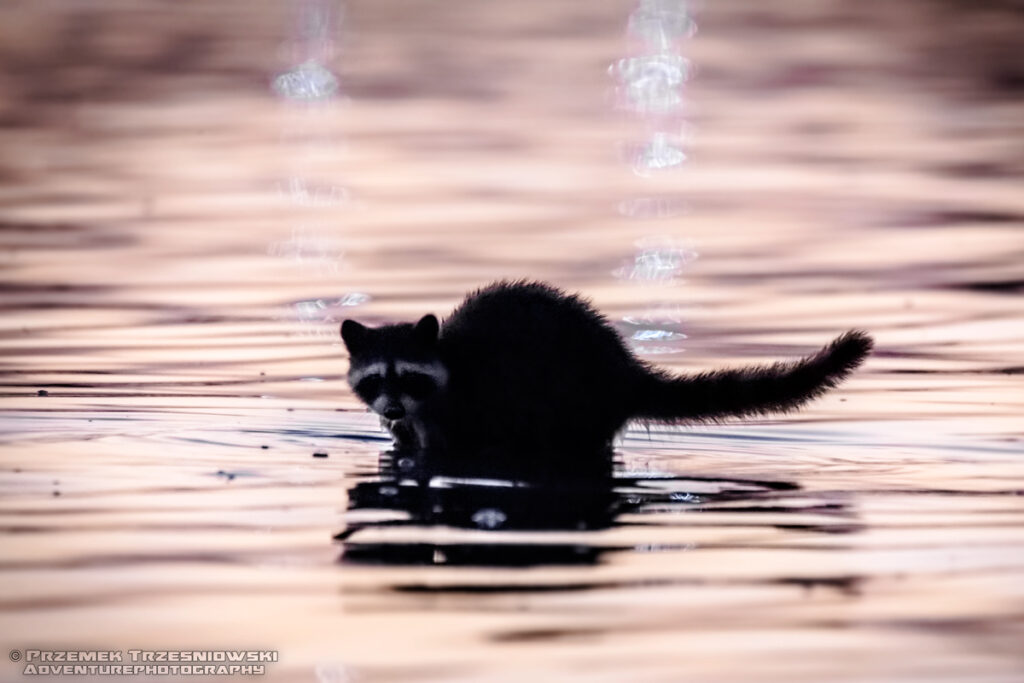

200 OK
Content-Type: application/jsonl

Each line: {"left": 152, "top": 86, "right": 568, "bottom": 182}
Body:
{"left": 342, "top": 280, "right": 873, "bottom": 476}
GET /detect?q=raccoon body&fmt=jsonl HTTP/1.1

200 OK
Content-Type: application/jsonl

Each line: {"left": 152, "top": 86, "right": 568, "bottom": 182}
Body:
{"left": 341, "top": 280, "right": 872, "bottom": 476}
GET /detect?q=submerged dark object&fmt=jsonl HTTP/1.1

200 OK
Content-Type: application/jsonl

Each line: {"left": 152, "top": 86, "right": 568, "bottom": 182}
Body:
{"left": 340, "top": 280, "right": 872, "bottom": 476}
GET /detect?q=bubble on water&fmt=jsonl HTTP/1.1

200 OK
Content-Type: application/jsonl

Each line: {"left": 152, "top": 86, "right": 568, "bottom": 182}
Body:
{"left": 633, "top": 344, "right": 685, "bottom": 355}
{"left": 337, "top": 292, "right": 370, "bottom": 307}
{"left": 471, "top": 508, "right": 508, "bottom": 530}
{"left": 613, "top": 0, "right": 697, "bottom": 175}
{"left": 613, "top": 235, "right": 698, "bottom": 282}
{"left": 626, "top": 322, "right": 688, "bottom": 353}
{"left": 622, "top": 295, "right": 691, "bottom": 356}
{"left": 289, "top": 294, "right": 370, "bottom": 321}
{"left": 629, "top": 0, "right": 697, "bottom": 49}
{"left": 293, "top": 298, "right": 329, "bottom": 321}
{"left": 273, "top": 60, "right": 340, "bottom": 101}
{"left": 284, "top": 293, "right": 370, "bottom": 343}
{"left": 632, "top": 132, "right": 687, "bottom": 175}
{"left": 632, "top": 329, "right": 687, "bottom": 342}
{"left": 612, "top": 54, "right": 691, "bottom": 113}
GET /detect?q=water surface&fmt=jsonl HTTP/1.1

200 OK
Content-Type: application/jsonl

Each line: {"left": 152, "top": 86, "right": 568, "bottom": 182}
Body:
{"left": 2, "top": 1, "right": 1023, "bottom": 681}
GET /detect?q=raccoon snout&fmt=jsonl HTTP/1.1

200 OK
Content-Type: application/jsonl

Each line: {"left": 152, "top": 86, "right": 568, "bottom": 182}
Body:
{"left": 382, "top": 405, "right": 405, "bottom": 420}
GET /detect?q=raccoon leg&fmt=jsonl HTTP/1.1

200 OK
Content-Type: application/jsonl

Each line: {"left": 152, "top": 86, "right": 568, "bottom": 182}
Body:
{"left": 382, "top": 416, "right": 419, "bottom": 451}
{"left": 381, "top": 415, "right": 448, "bottom": 453}
{"left": 410, "top": 418, "right": 448, "bottom": 454}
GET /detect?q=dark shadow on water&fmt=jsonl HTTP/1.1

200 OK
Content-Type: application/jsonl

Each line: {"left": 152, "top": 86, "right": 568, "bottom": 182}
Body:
{"left": 335, "top": 449, "right": 850, "bottom": 568}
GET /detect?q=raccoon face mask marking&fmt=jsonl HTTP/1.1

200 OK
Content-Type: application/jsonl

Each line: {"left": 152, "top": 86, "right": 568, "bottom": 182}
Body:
{"left": 341, "top": 315, "right": 447, "bottom": 422}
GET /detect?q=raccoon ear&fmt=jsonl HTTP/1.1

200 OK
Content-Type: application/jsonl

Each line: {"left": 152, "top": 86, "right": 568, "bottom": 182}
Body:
{"left": 340, "top": 319, "right": 368, "bottom": 354}
{"left": 414, "top": 314, "right": 439, "bottom": 346}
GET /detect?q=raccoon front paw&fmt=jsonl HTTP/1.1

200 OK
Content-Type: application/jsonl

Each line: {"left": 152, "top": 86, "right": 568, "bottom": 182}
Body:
{"left": 382, "top": 417, "right": 419, "bottom": 450}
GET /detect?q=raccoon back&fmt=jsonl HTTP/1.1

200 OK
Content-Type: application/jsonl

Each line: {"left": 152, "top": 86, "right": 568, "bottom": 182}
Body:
{"left": 437, "top": 281, "right": 643, "bottom": 449}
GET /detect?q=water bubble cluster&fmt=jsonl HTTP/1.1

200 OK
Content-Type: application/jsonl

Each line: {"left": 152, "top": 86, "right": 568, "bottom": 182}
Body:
{"left": 631, "top": 329, "right": 686, "bottom": 342}
{"left": 615, "top": 236, "right": 698, "bottom": 356}
{"left": 273, "top": 60, "right": 340, "bottom": 102}
{"left": 625, "top": 323, "right": 688, "bottom": 356}
{"left": 611, "top": 54, "right": 691, "bottom": 114}
{"left": 631, "top": 132, "right": 688, "bottom": 176}
{"left": 612, "top": 0, "right": 696, "bottom": 175}
{"left": 273, "top": 0, "right": 343, "bottom": 102}
{"left": 623, "top": 304, "right": 689, "bottom": 353}
{"left": 611, "top": 2, "right": 700, "bottom": 355}
{"left": 622, "top": 303, "right": 688, "bottom": 326}
{"left": 285, "top": 293, "right": 371, "bottom": 342}
{"left": 613, "top": 235, "right": 699, "bottom": 283}
{"left": 270, "top": 0, "right": 355, "bottom": 345}
{"left": 628, "top": 0, "right": 697, "bottom": 49}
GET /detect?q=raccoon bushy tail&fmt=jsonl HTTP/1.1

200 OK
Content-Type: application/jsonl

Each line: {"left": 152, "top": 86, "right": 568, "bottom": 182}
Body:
{"left": 635, "top": 330, "right": 873, "bottom": 423}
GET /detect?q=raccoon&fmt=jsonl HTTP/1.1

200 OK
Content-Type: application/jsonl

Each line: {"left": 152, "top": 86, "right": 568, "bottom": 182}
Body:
{"left": 341, "top": 280, "right": 872, "bottom": 476}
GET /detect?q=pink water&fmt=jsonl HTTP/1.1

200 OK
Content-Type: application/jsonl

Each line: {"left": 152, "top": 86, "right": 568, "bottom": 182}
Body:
{"left": 2, "top": 1, "right": 1023, "bottom": 681}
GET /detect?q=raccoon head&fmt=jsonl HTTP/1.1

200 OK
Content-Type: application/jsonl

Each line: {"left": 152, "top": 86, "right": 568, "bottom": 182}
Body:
{"left": 340, "top": 314, "right": 447, "bottom": 420}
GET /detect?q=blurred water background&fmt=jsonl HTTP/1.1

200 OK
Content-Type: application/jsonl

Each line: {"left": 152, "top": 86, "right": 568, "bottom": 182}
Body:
{"left": 1, "top": 1, "right": 1023, "bottom": 681}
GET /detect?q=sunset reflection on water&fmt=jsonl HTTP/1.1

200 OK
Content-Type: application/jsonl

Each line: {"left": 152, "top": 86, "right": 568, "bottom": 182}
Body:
{"left": 1, "top": 1, "right": 1023, "bottom": 682}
